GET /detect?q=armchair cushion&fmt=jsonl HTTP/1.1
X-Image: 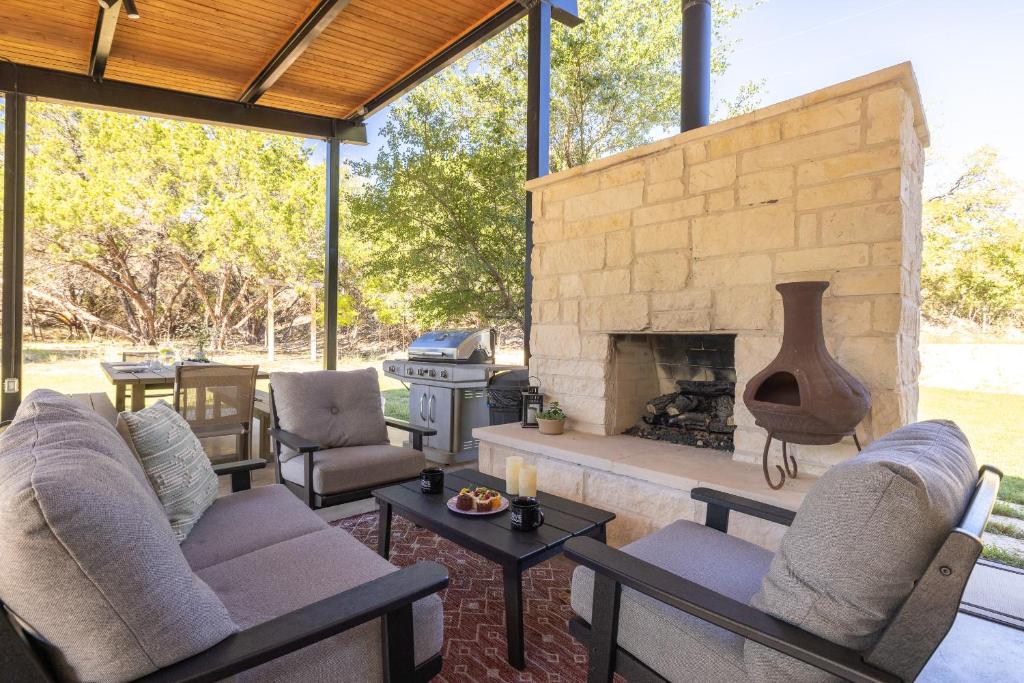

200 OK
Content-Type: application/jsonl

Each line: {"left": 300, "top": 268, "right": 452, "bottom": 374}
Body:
{"left": 120, "top": 400, "right": 220, "bottom": 541}
{"left": 572, "top": 519, "right": 773, "bottom": 683}
{"left": 279, "top": 444, "right": 425, "bottom": 495}
{"left": 181, "top": 484, "right": 328, "bottom": 571}
{"left": 197, "top": 527, "right": 443, "bottom": 682}
{"left": 270, "top": 369, "right": 389, "bottom": 461}
{"left": 747, "top": 420, "right": 978, "bottom": 681}
{"left": 0, "top": 390, "right": 237, "bottom": 683}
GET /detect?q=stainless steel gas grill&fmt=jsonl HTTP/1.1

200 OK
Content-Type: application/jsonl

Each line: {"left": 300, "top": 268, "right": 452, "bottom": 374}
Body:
{"left": 383, "top": 329, "right": 525, "bottom": 464}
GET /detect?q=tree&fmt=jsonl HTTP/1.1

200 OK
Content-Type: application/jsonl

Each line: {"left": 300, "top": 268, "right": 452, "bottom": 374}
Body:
{"left": 22, "top": 103, "right": 341, "bottom": 347}
{"left": 922, "top": 147, "right": 1024, "bottom": 327}
{"left": 349, "top": 0, "right": 764, "bottom": 328}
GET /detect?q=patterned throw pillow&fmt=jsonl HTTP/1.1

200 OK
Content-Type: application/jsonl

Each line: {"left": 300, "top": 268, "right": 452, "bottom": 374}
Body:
{"left": 120, "top": 401, "right": 219, "bottom": 541}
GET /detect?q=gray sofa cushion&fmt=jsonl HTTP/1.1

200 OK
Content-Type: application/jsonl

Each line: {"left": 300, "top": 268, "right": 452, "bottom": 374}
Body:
{"left": 0, "top": 390, "right": 237, "bottom": 682}
{"left": 747, "top": 420, "right": 978, "bottom": 681}
{"left": 19, "top": 389, "right": 156, "bottom": 500}
{"left": 280, "top": 443, "right": 425, "bottom": 494}
{"left": 197, "top": 527, "right": 444, "bottom": 682}
{"left": 121, "top": 401, "right": 220, "bottom": 541}
{"left": 270, "top": 369, "right": 389, "bottom": 461}
{"left": 572, "top": 519, "right": 774, "bottom": 683}
{"left": 181, "top": 484, "right": 328, "bottom": 570}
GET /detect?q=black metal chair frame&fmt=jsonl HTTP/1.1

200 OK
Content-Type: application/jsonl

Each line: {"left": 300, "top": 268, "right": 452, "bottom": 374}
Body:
{"left": 564, "top": 466, "right": 1003, "bottom": 683}
{"left": 0, "top": 459, "right": 448, "bottom": 683}
{"left": 268, "top": 385, "right": 437, "bottom": 510}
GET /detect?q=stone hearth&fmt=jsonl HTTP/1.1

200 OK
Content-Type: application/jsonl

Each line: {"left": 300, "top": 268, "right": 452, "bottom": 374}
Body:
{"left": 525, "top": 63, "right": 927, "bottom": 477}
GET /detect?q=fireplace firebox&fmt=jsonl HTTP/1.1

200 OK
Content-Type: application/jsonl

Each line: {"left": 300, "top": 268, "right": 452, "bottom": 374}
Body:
{"left": 611, "top": 334, "right": 736, "bottom": 451}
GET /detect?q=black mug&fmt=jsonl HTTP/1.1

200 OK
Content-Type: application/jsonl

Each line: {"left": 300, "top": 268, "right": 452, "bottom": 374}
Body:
{"left": 510, "top": 496, "right": 545, "bottom": 531}
{"left": 420, "top": 467, "right": 444, "bottom": 494}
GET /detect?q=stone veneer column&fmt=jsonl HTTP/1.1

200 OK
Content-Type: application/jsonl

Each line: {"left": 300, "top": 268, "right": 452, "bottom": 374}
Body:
{"left": 525, "top": 63, "right": 929, "bottom": 475}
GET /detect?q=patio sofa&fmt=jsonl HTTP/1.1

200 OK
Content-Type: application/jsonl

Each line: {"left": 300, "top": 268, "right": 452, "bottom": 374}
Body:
{"left": 0, "top": 389, "right": 447, "bottom": 683}
{"left": 565, "top": 420, "right": 1001, "bottom": 682}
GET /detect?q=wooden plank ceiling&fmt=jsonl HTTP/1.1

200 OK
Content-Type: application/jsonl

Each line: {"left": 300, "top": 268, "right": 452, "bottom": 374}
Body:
{"left": 0, "top": 0, "right": 513, "bottom": 119}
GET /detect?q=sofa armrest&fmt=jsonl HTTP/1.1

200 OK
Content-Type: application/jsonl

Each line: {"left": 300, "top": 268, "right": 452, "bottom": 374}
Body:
{"left": 690, "top": 487, "right": 797, "bottom": 532}
{"left": 133, "top": 560, "right": 449, "bottom": 683}
{"left": 211, "top": 459, "right": 267, "bottom": 493}
{"left": 269, "top": 428, "right": 320, "bottom": 453}
{"left": 384, "top": 419, "right": 437, "bottom": 451}
{"left": 563, "top": 536, "right": 897, "bottom": 683}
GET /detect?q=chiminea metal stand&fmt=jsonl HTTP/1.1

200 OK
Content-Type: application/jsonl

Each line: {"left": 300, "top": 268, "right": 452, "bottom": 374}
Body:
{"left": 761, "top": 431, "right": 862, "bottom": 490}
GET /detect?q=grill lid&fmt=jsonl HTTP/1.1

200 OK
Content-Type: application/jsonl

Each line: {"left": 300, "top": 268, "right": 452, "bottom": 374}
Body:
{"left": 407, "top": 328, "right": 496, "bottom": 363}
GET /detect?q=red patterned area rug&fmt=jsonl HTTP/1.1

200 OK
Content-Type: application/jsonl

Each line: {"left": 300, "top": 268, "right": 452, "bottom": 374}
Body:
{"left": 333, "top": 512, "right": 591, "bottom": 682}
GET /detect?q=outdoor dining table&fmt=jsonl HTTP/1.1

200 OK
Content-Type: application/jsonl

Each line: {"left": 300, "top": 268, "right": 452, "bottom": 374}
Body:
{"left": 100, "top": 360, "right": 270, "bottom": 413}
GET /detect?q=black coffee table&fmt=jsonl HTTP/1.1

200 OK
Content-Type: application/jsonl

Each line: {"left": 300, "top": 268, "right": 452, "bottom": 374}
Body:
{"left": 373, "top": 469, "right": 615, "bottom": 670}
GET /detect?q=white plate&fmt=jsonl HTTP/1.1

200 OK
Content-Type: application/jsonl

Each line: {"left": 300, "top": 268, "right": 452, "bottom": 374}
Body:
{"left": 446, "top": 494, "right": 509, "bottom": 516}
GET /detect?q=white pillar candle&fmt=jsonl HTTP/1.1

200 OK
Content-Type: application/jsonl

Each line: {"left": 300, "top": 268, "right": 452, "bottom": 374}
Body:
{"left": 519, "top": 464, "right": 538, "bottom": 498}
{"left": 505, "top": 456, "right": 523, "bottom": 495}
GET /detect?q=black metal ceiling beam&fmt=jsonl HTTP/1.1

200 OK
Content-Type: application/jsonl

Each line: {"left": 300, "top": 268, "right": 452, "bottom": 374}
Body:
{"left": 89, "top": 0, "right": 121, "bottom": 80}
{"left": 0, "top": 63, "right": 366, "bottom": 142}
{"left": 240, "top": 0, "right": 351, "bottom": 104}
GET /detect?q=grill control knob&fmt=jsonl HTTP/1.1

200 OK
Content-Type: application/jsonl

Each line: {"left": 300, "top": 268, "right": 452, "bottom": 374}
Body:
{"left": 387, "top": 365, "right": 395, "bottom": 372}
{"left": 429, "top": 369, "right": 437, "bottom": 377}
{"left": 406, "top": 368, "right": 413, "bottom": 376}
{"left": 440, "top": 370, "right": 449, "bottom": 379}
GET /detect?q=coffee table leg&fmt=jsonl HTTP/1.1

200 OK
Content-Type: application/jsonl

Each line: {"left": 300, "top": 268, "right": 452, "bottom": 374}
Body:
{"left": 115, "top": 384, "right": 126, "bottom": 412}
{"left": 377, "top": 501, "right": 393, "bottom": 559}
{"left": 502, "top": 563, "right": 525, "bottom": 669}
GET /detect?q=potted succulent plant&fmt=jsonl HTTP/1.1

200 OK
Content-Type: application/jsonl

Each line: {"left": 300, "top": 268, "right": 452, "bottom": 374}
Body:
{"left": 536, "top": 401, "right": 567, "bottom": 435}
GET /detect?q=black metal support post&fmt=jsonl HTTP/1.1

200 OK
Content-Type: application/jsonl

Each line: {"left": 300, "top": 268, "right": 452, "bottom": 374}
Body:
{"left": 524, "top": 1, "right": 553, "bottom": 364}
{"left": 324, "top": 137, "right": 340, "bottom": 370}
{"left": 2, "top": 93, "right": 26, "bottom": 422}
{"left": 681, "top": 0, "right": 712, "bottom": 131}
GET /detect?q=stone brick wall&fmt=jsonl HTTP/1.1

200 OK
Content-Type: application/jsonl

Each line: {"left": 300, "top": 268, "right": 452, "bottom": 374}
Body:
{"left": 526, "top": 63, "right": 929, "bottom": 474}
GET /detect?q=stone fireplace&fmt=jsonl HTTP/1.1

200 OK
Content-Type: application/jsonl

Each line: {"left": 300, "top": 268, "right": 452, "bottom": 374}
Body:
{"left": 475, "top": 63, "right": 928, "bottom": 549}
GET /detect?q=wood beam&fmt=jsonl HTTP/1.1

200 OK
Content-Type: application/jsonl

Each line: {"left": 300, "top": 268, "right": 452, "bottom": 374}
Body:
{"left": 240, "top": 0, "right": 352, "bottom": 104}
{"left": 89, "top": 0, "right": 121, "bottom": 80}
{"left": 0, "top": 63, "right": 365, "bottom": 141}
{"left": 359, "top": 2, "right": 528, "bottom": 119}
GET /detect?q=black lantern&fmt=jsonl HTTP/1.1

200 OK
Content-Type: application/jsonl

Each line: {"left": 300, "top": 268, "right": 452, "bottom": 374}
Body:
{"left": 521, "top": 380, "right": 543, "bottom": 428}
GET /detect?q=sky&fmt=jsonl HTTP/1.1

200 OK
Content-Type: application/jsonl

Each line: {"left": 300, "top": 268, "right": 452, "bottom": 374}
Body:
{"left": 338, "top": 0, "right": 1024, "bottom": 192}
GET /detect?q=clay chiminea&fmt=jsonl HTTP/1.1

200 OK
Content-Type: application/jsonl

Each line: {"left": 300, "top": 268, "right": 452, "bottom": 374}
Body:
{"left": 743, "top": 281, "right": 870, "bottom": 489}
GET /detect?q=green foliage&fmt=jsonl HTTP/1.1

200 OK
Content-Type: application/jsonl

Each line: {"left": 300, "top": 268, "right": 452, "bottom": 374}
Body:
{"left": 987, "top": 519, "right": 1024, "bottom": 541}
{"left": 922, "top": 147, "right": 1024, "bottom": 327}
{"left": 349, "top": 0, "right": 763, "bottom": 327}
{"left": 994, "top": 501, "right": 1024, "bottom": 521}
{"left": 20, "top": 103, "right": 362, "bottom": 346}
{"left": 537, "top": 401, "right": 567, "bottom": 421}
{"left": 982, "top": 544, "right": 1024, "bottom": 570}
{"left": 1000, "top": 475, "right": 1024, "bottom": 506}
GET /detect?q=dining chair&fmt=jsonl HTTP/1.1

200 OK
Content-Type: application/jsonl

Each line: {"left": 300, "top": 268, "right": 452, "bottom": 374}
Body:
{"left": 174, "top": 364, "right": 259, "bottom": 460}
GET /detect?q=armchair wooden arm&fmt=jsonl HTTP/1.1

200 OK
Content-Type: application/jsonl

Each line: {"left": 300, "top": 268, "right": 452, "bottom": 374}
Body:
{"left": 690, "top": 487, "right": 797, "bottom": 533}
{"left": 563, "top": 536, "right": 898, "bottom": 683}
{"left": 384, "top": 418, "right": 437, "bottom": 451}
{"left": 134, "top": 561, "right": 449, "bottom": 683}
{"left": 268, "top": 427, "right": 320, "bottom": 453}
{"left": 211, "top": 458, "right": 267, "bottom": 493}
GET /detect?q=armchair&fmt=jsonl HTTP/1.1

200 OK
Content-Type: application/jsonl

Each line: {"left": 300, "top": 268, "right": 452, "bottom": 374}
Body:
{"left": 268, "top": 368, "right": 436, "bottom": 509}
{"left": 565, "top": 420, "right": 1001, "bottom": 683}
